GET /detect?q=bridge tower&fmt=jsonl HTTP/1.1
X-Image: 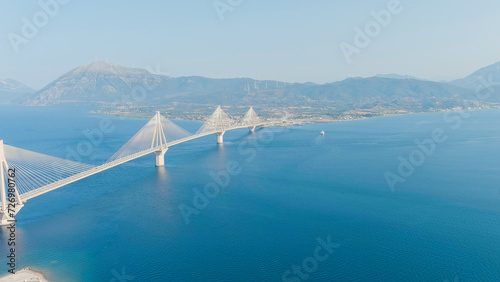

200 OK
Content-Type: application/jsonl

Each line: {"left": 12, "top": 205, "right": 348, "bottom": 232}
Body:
{"left": 106, "top": 111, "right": 191, "bottom": 167}
{"left": 241, "top": 106, "right": 261, "bottom": 132}
{"left": 0, "top": 140, "right": 23, "bottom": 226}
{"left": 196, "top": 106, "right": 235, "bottom": 144}
{"left": 213, "top": 106, "right": 227, "bottom": 144}
{"left": 152, "top": 111, "right": 169, "bottom": 166}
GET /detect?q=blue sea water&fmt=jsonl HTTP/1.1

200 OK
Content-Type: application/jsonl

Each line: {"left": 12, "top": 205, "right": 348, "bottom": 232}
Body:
{"left": 0, "top": 106, "right": 500, "bottom": 281}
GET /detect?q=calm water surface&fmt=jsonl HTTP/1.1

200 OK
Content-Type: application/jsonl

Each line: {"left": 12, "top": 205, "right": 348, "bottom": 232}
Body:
{"left": 0, "top": 106, "right": 499, "bottom": 281}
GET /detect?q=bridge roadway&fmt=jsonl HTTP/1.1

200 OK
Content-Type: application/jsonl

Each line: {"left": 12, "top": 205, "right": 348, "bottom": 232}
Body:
{"left": 20, "top": 123, "right": 272, "bottom": 201}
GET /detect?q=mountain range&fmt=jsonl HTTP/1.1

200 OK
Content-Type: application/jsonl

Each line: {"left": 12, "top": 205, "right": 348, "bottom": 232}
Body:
{"left": 3, "top": 60, "right": 500, "bottom": 116}
{"left": 449, "top": 61, "right": 500, "bottom": 102}
{"left": 0, "top": 79, "right": 35, "bottom": 104}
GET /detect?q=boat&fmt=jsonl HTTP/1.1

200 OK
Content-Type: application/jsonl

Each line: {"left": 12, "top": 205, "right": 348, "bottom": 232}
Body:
{"left": 320, "top": 130, "right": 325, "bottom": 135}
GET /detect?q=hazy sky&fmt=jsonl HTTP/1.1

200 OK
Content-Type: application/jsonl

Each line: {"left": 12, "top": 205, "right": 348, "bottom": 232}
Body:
{"left": 1, "top": 0, "right": 499, "bottom": 89}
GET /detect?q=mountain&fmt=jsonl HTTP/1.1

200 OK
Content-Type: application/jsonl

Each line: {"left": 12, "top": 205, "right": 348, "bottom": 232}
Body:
{"left": 24, "top": 61, "right": 482, "bottom": 114}
{"left": 281, "top": 77, "right": 474, "bottom": 112}
{"left": 25, "top": 61, "right": 165, "bottom": 106}
{"left": 449, "top": 61, "right": 500, "bottom": 102}
{"left": 450, "top": 61, "right": 500, "bottom": 89}
{"left": 0, "top": 79, "right": 35, "bottom": 104}
{"left": 296, "top": 77, "right": 470, "bottom": 101}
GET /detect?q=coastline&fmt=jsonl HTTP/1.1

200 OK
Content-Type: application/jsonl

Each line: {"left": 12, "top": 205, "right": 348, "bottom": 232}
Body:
{"left": 91, "top": 105, "right": 499, "bottom": 124}
{"left": 0, "top": 268, "right": 48, "bottom": 282}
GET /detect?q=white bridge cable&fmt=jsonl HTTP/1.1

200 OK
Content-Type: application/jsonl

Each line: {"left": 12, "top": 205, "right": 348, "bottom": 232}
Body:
{"left": 240, "top": 106, "right": 261, "bottom": 126}
{"left": 8, "top": 160, "right": 74, "bottom": 194}
{"left": 3, "top": 145, "right": 96, "bottom": 196}
{"left": 6, "top": 154, "right": 94, "bottom": 195}
{"left": 159, "top": 115, "right": 193, "bottom": 142}
{"left": 106, "top": 114, "right": 192, "bottom": 163}
{"left": 196, "top": 106, "right": 237, "bottom": 135}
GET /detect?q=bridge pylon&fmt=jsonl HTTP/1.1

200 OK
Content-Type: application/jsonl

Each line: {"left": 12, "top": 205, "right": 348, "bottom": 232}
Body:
{"left": 152, "top": 111, "right": 169, "bottom": 167}
{"left": 241, "top": 106, "right": 261, "bottom": 132}
{"left": 212, "top": 106, "right": 227, "bottom": 144}
{"left": 0, "top": 140, "right": 24, "bottom": 226}
{"left": 196, "top": 106, "right": 236, "bottom": 144}
{"left": 106, "top": 111, "right": 191, "bottom": 166}
{"left": 216, "top": 131, "right": 225, "bottom": 144}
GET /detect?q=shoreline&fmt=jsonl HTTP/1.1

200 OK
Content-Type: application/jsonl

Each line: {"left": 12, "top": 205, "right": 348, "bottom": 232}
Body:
{"left": 91, "top": 106, "right": 500, "bottom": 124}
{"left": 0, "top": 267, "right": 49, "bottom": 282}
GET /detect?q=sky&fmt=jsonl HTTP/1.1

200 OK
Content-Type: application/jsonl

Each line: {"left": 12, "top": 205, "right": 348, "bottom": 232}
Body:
{"left": 1, "top": 0, "right": 500, "bottom": 89}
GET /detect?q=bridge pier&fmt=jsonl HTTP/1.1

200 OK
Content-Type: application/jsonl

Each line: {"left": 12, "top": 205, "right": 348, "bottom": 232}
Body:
{"left": 154, "top": 148, "right": 168, "bottom": 167}
{"left": 0, "top": 213, "right": 8, "bottom": 226}
{"left": 216, "top": 131, "right": 225, "bottom": 144}
{"left": 0, "top": 204, "right": 23, "bottom": 226}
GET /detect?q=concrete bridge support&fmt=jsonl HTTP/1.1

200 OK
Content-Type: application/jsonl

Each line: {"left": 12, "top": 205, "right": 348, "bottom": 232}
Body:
{"left": 217, "top": 131, "right": 225, "bottom": 144}
{"left": 154, "top": 148, "right": 168, "bottom": 167}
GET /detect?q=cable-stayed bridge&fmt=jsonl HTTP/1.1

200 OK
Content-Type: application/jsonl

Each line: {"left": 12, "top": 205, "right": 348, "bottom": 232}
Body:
{"left": 0, "top": 106, "right": 281, "bottom": 225}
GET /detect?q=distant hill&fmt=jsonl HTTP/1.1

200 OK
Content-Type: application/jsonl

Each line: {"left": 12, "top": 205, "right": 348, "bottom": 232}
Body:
{"left": 0, "top": 79, "right": 35, "bottom": 104}
{"left": 282, "top": 77, "right": 474, "bottom": 111}
{"left": 450, "top": 61, "right": 500, "bottom": 89}
{"left": 24, "top": 61, "right": 482, "bottom": 113}
{"left": 25, "top": 61, "right": 165, "bottom": 106}
{"left": 449, "top": 61, "right": 500, "bottom": 102}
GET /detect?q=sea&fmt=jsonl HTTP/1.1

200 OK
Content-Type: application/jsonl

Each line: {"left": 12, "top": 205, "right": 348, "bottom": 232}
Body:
{"left": 0, "top": 105, "right": 499, "bottom": 281}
